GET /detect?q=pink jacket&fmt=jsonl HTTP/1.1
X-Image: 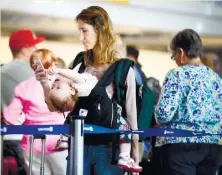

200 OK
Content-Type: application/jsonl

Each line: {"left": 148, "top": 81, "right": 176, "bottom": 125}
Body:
{"left": 3, "top": 76, "right": 66, "bottom": 154}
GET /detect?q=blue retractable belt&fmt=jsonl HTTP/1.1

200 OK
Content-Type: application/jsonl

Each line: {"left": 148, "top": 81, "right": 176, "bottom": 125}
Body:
{"left": 1, "top": 124, "right": 221, "bottom": 137}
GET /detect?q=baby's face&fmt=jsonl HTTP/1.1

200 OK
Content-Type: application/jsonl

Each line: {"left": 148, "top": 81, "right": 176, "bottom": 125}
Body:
{"left": 51, "top": 78, "right": 73, "bottom": 96}
{"left": 49, "top": 77, "right": 76, "bottom": 111}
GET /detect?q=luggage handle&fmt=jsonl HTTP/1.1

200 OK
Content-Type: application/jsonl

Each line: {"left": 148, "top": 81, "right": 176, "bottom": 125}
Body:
{"left": 29, "top": 134, "right": 46, "bottom": 175}
{"left": 33, "top": 134, "right": 46, "bottom": 140}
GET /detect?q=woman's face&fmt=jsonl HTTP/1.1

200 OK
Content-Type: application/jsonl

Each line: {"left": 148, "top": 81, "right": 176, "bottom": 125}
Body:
{"left": 77, "top": 20, "right": 97, "bottom": 50}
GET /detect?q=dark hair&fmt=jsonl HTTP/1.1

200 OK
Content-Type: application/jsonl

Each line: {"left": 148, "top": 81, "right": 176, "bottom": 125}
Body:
{"left": 127, "top": 45, "right": 139, "bottom": 60}
{"left": 170, "top": 29, "right": 203, "bottom": 59}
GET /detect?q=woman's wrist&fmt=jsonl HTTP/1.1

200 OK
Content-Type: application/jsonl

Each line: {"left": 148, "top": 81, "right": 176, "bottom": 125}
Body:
{"left": 132, "top": 134, "right": 139, "bottom": 140}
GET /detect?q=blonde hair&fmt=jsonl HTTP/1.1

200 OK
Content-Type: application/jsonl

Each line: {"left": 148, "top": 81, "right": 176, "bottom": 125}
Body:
{"left": 115, "top": 35, "right": 126, "bottom": 58}
{"left": 76, "top": 6, "right": 119, "bottom": 65}
{"left": 30, "top": 49, "right": 57, "bottom": 70}
{"left": 50, "top": 92, "right": 78, "bottom": 112}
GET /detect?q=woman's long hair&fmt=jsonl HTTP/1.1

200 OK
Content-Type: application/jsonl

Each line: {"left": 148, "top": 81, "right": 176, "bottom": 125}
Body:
{"left": 76, "top": 6, "right": 119, "bottom": 65}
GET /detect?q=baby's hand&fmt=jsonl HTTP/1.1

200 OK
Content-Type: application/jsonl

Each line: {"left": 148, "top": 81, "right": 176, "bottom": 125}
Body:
{"left": 46, "top": 68, "right": 59, "bottom": 75}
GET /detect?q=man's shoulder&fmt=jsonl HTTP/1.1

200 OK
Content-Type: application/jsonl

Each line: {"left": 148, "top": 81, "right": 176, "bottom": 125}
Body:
{"left": 1, "top": 59, "right": 34, "bottom": 86}
{"left": 2, "top": 59, "right": 32, "bottom": 70}
{"left": 2, "top": 59, "right": 34, "bottom": 75}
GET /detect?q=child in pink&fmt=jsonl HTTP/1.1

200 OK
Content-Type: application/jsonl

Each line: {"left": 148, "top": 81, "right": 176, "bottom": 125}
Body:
{"left": 3, "top": 49, "right": 68, "bottom": 175}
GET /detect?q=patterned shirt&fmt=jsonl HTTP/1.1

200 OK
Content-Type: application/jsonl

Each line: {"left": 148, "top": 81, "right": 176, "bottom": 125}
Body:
{"left": 155, "top": 65, "right": 222, "bottom": 146}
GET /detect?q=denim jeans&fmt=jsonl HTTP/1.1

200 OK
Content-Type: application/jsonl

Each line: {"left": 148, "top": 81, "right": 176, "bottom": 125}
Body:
{"left": 66, "top": 143, "right": 124, "bottom": 175}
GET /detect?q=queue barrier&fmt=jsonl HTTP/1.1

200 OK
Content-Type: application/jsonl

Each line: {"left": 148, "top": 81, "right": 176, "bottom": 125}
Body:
{"left": 1, "top": 117, "right": 222, "bottom": 175}
{"left": 1, "top": 124, "right": 221, "bottom": 137}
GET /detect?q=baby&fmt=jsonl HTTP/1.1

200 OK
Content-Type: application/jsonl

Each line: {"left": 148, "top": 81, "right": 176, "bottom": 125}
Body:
{"left": 46, "top": 67, "right": 142, "bottom": 173}
{"left": 47, "top": 68, "right": 97, "bottom": 112}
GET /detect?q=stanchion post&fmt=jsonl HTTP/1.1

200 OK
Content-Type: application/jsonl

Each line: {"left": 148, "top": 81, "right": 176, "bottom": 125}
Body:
{"left": 0, "top": 132, "right": 3, "bottom": 175}
{"left": 69, "top": 110, "right": 87, "bottom": 175}
{"left": 29, "top": 135, "right": 34, "bottom": 174}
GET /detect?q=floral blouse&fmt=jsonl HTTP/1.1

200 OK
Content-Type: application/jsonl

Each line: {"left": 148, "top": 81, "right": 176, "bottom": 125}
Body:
{"left": 155, "top": 65, "right": 222, "bottom": 146}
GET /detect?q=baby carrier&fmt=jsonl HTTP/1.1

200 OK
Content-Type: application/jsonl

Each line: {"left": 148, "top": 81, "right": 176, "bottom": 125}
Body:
{"left": 68, "top": 52, "right": 154, "bottom": 162}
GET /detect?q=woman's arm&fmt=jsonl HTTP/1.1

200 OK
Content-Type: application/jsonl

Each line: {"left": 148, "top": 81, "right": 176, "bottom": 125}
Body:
{"left": 125, "top": 68, "right": 138, "bottom": 132}
{"left": 125, "top": 67, "right": 140, "bottom": 164}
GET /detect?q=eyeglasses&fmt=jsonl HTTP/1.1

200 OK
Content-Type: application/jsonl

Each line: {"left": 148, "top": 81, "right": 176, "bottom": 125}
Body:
{"left": 171, "top": 53, "right": 175, "bottom": 60}
{"left": 171, "top": 49, "right": 178, "bottom": 60}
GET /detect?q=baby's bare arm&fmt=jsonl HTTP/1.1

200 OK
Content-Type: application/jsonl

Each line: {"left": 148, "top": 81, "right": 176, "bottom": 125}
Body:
{"left": 57, "top": 68, "right": 85, "bottom": 83}
{"left": 46, "top": 68, "right": 85, "bottom": 84}
{"left": 41, "top": 82, "right": 57, "bottom": 112}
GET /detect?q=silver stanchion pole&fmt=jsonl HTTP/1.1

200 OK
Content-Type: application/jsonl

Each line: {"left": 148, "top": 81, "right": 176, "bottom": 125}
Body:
{"left": 70, "top": 110, "right": 87, "bottom": 175}
{"left": 29, "top": 134, "right": 46, "bottom": 175}
{"left": 29, "top": 135, "right": 34, "bottom": 174}
{"left": 0, "top": 132, "right": 3, "bottom": 175}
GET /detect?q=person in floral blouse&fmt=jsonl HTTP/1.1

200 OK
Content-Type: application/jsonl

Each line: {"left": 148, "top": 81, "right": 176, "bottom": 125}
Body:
{"left": 155, "top": 29, "right": 222, "bottom": 175}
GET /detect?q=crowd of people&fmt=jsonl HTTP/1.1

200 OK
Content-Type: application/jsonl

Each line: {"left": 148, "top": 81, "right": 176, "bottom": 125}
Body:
{"left": 1, "top": 5, "right": 222, "bottom": 175}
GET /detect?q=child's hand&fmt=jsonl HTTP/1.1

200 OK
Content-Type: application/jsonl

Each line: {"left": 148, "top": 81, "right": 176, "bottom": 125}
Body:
{"left": 33, "top": 63, "right": 48, "bottom": 85}
{"left": 46, "top": 68, "right": 59, "bottom": 75}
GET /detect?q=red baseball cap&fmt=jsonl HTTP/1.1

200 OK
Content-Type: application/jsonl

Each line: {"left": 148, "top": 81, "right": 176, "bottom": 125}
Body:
{"left": 9, "top": 29, "right": 45, "bottom": 50}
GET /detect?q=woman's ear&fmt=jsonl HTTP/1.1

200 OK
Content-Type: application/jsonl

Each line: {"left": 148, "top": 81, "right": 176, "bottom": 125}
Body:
{"left": 179, "top": 48, "right": 188, "bottom": 65}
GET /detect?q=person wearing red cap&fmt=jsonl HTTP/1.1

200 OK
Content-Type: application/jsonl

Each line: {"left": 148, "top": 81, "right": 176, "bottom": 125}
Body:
{"left": 2, "top": 29, "right": 45, "bottom": 112}
{"left": 1, "top": 29, "right": 45, "bottom": 175}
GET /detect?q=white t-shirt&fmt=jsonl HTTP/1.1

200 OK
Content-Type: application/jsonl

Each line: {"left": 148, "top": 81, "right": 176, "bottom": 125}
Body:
{"left": 74, "top": 73, "right": 98, "bottom": 97}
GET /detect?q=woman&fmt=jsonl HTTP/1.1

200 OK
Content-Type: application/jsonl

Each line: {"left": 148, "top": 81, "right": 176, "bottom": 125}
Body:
{"left": 35, "top": 6, "right": 140, "bottom": 175}
{"left": 155, "top": 29, "right": 222, "bottom": 175}
{"left": 3, "top": 49, "right": 68, "bottom": 175}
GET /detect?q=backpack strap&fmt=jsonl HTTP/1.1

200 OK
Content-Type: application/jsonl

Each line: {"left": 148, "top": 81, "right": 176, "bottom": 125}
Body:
{"left": 110, "top": 59, "right": 134, "bottom": 165}
{"left": 114, "top": 59, "right": 134, "bottom": 115}
{"left": 69, "top": 51, "right": 85, "bottom": 73}
{"left": 94, "top": 58, "right": 133, "bottom": 104}
{"left": 94, "top": 60, "right": 120, "bottom": 88}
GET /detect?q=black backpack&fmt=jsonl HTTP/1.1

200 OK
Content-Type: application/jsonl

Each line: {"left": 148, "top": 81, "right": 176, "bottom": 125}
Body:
{"left": 114, "top": 61, "right": 155, "bottom": 141}
{"left": 69, "top": 52, "right": 126, "bottom": 145}
{"left": 69, "top": 52, "right": 154, "bottom": 142}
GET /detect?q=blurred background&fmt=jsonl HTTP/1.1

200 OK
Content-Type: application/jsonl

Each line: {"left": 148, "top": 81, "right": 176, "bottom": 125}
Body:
{"left": 1, "top": 0, "right": 222, "bottom": 84}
